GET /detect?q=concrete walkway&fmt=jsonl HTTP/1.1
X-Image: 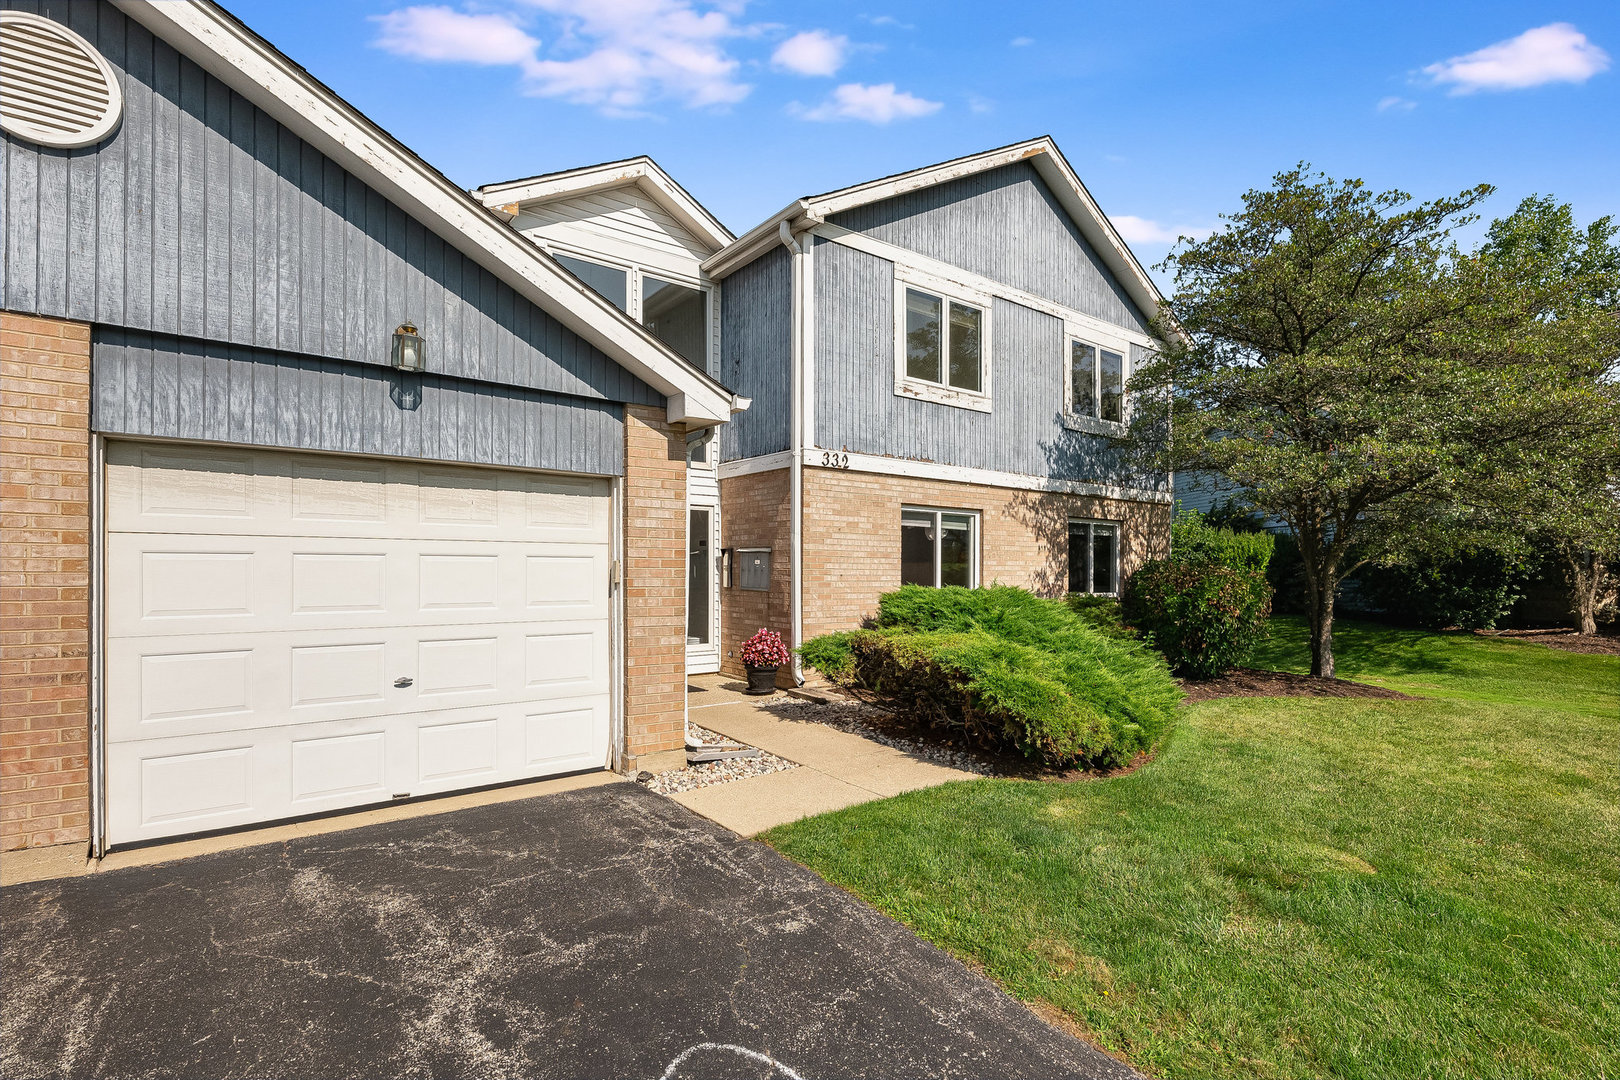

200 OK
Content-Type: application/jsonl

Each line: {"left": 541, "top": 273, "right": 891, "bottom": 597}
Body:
{"left": 673, "top": 674, "right": 978, "bottom": 834}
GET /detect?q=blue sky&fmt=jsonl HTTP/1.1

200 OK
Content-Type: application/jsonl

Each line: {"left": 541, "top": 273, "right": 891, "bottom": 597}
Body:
{"left": 229, "top": 0, "right": 1618, "bottom": 277}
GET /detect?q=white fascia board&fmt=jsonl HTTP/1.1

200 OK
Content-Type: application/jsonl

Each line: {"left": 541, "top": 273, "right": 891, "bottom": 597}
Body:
{"left": 477, "top": 157, "right": 735, "bottom": 253}
{"left": 701, "top": 199, "right": 813, "bottom": 279}
{"left": 116, "top": 1, "right": 737, "bottom": 426}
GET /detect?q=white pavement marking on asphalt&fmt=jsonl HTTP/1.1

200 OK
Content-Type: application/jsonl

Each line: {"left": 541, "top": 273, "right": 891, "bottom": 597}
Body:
{"left": 659, "top": 1043, "right": 809, "bottom": 1080}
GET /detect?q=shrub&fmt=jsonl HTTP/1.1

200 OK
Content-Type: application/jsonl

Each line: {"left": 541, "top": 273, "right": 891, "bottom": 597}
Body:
{"left": 740, "top": 628, "right": 792, "bottom": 668}
{"left": 1172, "top": 509, "right": 1276, "bottom": 574}
{"left": 1065, "top": 594, "right": 1137, "bottom": 640}
{"left": 798, "top": 585, "right": 1180, "bottom": 770}
{"left": 1116, "top": 510, "right": 1277, "bottom": 679}
{"left": 1352, "top": 547, "right": 1530, "bottom": 630}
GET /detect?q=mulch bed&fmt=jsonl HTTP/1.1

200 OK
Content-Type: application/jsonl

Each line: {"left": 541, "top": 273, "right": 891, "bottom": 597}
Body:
{"left": 1475, "top": 628, "right": 1620, "bottom": 656}
{"left": 1179, "top": 668, "right": 1416, "bottom": 703}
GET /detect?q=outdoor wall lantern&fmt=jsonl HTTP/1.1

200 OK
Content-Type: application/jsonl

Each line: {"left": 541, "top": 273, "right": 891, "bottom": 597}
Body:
{"left": 391, "top": 321, "right": 426, "bottom": 372}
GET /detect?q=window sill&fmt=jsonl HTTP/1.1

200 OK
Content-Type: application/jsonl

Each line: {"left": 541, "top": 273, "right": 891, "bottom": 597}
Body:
{"left": 895, "top": 378, "right": 993, "bottom": 413}
{"left": 1062, "top": 413, "right": 1127, "bottom": 437}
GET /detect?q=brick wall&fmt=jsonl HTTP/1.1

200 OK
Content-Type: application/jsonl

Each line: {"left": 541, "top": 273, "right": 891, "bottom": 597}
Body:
{"left": 800, "top": 466, "right": 1171, "bottom": 640}
{"left": 621, "top": 405, "right": 689, "bottom": 764}
{"left": 1, "top": 312, "right": 92, "bottom": 851}
{"left": 716, "top": 467, "right": 793, "bottom": 683}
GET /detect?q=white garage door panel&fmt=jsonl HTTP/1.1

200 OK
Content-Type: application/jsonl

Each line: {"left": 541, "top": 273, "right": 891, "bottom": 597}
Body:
{"left": 105, "top": 443, "right": 613, "bottom": 846}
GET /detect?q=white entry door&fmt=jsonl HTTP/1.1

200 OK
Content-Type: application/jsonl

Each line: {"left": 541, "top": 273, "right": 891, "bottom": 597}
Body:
{"left": 103, "top": 442, "right": 613, "bottom": 846}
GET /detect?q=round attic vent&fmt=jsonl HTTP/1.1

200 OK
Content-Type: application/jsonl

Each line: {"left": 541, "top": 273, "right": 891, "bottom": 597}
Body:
{"left": 0, "top": 10, "right": 123, "bottom": 149}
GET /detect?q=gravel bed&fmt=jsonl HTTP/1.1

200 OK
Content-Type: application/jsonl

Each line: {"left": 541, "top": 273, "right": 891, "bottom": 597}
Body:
{"left": 637, "top": 724, "right": 798, "bottom": 795}
{"left": 772, "top": 698, "right": 998, "bottom": 776}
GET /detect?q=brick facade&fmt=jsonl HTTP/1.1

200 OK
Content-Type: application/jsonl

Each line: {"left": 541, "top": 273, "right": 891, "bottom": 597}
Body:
{"left": 801, "top": 466, "right": 1169, "bottom": 639}
{"left": 1, "top": 312, "right": 93, "bottom": 851}
{"left": 717, "top": 467, "right": 794, "bottom": 683}
{"left": 621, "top": 404, "right": 690, "bottom": 765}
{"left": 713, "top": 464, "right": 1171, "bottom": 671}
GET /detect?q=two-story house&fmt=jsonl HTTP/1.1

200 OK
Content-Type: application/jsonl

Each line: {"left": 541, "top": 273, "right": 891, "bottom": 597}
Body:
{"left": 481, "top": 139, "right": 1172, "bottom": 687}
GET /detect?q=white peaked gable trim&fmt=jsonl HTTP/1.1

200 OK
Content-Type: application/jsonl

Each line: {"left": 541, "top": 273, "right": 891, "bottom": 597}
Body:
{"left": 703, "top": 137, "right": 1169, "bottom": 335}
{"left": 112, "top": 1, "right": 739, "bottom": 426}
{"left": 476, "top": 157, "right": 735, "bottom": 254}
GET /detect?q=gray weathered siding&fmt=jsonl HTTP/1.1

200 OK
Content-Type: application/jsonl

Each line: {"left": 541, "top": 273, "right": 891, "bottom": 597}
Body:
{"left": 719, "top": 245, "right": 791, "bottom": 460}
{"left": 828, "top": 161, "right": 1148, "bottom": 336}
{"left": 813, "top": 239, "right": 1164, "bottom": 491}
{"left": 1, "top": 0, "right": 659, "bottom": 409}
{"left": 93, "top": 329, "right": 624, "bottom": 475}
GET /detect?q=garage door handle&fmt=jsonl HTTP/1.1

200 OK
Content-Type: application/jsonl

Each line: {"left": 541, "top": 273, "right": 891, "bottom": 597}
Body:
{"left": 394, "top": 676, "right": 414, "bottom": 688}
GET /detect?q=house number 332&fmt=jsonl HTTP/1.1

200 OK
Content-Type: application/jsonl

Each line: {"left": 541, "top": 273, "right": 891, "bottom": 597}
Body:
{"left": 819, "top": 451, "right": 851, "bottom": 468}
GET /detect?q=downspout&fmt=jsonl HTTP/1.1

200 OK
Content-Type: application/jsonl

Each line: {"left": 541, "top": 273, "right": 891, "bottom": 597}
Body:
{"left": 779, "top": 220, "right": 805, "bottom": 685}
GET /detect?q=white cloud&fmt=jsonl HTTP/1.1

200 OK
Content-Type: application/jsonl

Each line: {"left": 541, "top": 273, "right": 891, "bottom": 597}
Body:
{"left": 1423, "top": 22, "right": 1610, "bottom": 94}
{"left": 967, "top": 94, "right": 994, "bottom": 114}
{"left": 772, "top": 30, "right": 848, "bottom": 76}
{"left": 371, "top": 6, "right": 542, "bottom": 68}
{"left": 374, "top": 0, "right": 754, "bottom": 113}
{"left": 1010, "top": 36, "right": 1034, "bottom": 47}
{"left": 1109, "top": 215, "right": 1213, "bottom": 245}
{"left": 1377, "top": 95, "right": 1416, "bottom": 112}
{"left": 797, "top": 82, "right": 942, "bottom": 123}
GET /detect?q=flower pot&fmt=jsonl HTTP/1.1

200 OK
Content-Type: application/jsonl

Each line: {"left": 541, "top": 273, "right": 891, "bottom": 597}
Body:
{"left": 744, "top": 665, "right": 779, "bottom": 695}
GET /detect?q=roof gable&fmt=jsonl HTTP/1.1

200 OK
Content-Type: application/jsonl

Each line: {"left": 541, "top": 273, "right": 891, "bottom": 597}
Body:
{"left": 705, "top": 137, "right": 1165, "bottom": 333}
{"left": 477, "top": 157, "right": 733, "bottom": 256}
{"left": 111, "top": 1, "right": 737, "bottom": 424}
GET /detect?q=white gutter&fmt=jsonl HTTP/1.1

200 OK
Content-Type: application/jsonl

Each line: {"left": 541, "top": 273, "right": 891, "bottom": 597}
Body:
{"left": 780, "top": 221, "right": 806, "bottom": 686}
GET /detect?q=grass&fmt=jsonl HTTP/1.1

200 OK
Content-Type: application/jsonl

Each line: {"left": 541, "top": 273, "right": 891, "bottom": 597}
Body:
{"left": 763, "top": 618, "right": 1620, "bottom": 1079}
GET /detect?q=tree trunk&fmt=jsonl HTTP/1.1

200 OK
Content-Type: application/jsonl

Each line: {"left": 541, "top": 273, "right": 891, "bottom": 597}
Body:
{"left": 1568, "top": 548, "right": 1601, "bottom": 636}
{"left": 1297, "top": 529, "right": 1338, "bottom": 678}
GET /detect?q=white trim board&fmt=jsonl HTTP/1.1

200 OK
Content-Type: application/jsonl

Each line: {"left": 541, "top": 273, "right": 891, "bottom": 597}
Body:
{"left": 476, "top": 156, "right": 734, "bottom": 252}
{"left": 720, "top": 449, "right": 1171, "bottom": 504}
{"left": 113, "top": 1, "right": 739, "bottom": 426}
{"left": 816, "top": 223, "right": 1151, "bottom": 352}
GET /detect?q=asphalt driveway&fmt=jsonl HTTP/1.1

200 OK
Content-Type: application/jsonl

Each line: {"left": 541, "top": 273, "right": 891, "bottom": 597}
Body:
{"left": 1, "top": 783, "right": 1136, "bottom": 1080}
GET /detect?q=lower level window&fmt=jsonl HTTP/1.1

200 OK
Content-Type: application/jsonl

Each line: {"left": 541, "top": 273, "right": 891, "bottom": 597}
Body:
{"left": 1068, "top": 520, "right": 1119, "bottom": 595}
{"left": 901, "top": 508, "right": 977, "bottom": 588}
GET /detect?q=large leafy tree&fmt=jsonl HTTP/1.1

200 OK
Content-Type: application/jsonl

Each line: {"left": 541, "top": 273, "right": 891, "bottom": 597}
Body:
{"left": 1473, "top": 197, "right": 1620, "bottom": 635}
{"left": 1129, "top": 168, "right": 1617, "bottom": 676}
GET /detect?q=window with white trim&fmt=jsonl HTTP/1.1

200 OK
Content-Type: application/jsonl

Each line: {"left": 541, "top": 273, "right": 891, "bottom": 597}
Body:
{"left": 1068, "top": 520, "right": 1119, "bottom": 595}
{"left": 1067, "top": 338, "right": 1126, "bottom": 425}
{"left": 894, "top": 273, "right": 991, "bottom": 410}
{"left": 901, "top": 508, "right": 978, "bottom": 588}
{"left": 550, "top": 250, "right": 712, "bottom": 369}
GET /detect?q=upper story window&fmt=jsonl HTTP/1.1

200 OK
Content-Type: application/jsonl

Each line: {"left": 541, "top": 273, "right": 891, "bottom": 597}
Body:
{"left": 1067, "top": 336, "right": 1127, "bottom": 430}
{"left": 894, "top": 272, "right": 992, "bottom": 413}
{"left": 550, "top": 250, "right": 711, "bottom": 369}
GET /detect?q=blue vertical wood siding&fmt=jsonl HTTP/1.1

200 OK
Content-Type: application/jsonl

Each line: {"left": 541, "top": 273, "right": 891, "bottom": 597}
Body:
{"left": 718, "top": 245, "right": 791, "bottom": 460}
{"left": 827, "top": 161, "right": 1149, "bottom": 336}
{"left": 92, "top": 329, "right": 625, "bottom": 476}
{"left": 1, "top": 0, "right": 660, "bottom": 410}
{"left": 813, "top": 239, "right": 1165, "bottom": 492}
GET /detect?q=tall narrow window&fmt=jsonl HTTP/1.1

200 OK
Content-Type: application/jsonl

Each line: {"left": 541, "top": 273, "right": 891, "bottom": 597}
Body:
{"left": 643, "top": 275, "right": 708, "bottom": 366}
{"left": 905, "top": 289, "right": 943, "bottom": 383}
{"left": 554, "top": 253, "right": 628, "bottom": 312}
{"left": 901, "top": 508, "right": 978, "bottom": 587}
{"left": 1068, "top": 520, "right": 1119, "bottom": 595}
{"left": 1071, "top": 341, "right": 1097, "bottom": 417}
{"left": 688, "top": 508, "right": 712, "bottom": 644}
{"left": 948, "top": 303, "right": 982, "bottom": 392}
{"left": 1100, "top": 349, "right": 1124, "bottom": 422}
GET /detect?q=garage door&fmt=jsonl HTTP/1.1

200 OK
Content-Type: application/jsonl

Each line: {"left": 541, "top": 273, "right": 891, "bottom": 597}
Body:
{"left": 104, "top": 442, "right": 613, "bottom": 846}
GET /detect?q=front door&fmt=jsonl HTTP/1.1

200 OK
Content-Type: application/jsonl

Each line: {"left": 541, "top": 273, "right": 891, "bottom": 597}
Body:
{"left": 686, "top": 503, "right": 720, "bottom": 674}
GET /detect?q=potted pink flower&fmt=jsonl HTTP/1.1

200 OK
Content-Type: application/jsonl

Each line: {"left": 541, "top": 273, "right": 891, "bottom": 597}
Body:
{"left": 740, "top": 628, "right": 791, "bottom": 695}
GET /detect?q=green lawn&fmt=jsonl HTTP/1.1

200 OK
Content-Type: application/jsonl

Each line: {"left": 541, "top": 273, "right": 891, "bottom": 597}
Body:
{"left": 763, "top": 619, "right": 1620, "bottom": 1079}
